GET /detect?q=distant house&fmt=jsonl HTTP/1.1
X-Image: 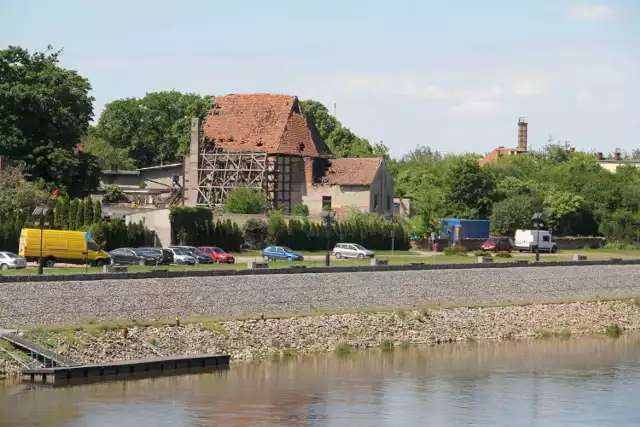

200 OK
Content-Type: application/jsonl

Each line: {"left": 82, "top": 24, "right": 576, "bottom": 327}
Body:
{"left": 596, "top": 151, "right": 640, "bottom": 172}
{"left": 478, "top": 146, "right": 520, "bottom": 167}
{"left": 479, "top": 117, "right": 529, "bottom": 167}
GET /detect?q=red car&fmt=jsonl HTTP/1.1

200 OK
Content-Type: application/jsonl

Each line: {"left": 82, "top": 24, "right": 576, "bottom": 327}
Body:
{"left": 480, "top": 237, "right": 514, "bottom": 252}
{"left": 198, "top": 246, "right": 235, "bottom": 264}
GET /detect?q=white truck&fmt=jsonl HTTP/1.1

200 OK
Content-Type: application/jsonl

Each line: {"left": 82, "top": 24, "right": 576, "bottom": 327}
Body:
{"left": 514, "top": 229, "right": 557, "bottom": 253}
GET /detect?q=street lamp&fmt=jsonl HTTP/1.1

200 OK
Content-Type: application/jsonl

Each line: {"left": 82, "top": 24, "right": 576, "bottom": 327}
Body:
{"left": 321, "top": 209, "right": 336, "bottom": 267}
{"left": 531, "top": 212, "right": 545, "bottom": 263}
{"left": 32, "top": 205, "right": 49, "bottom": 275}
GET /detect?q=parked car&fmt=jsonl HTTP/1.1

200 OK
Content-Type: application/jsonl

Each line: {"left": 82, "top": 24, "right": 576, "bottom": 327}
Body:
{"left": 139, "top": 247, "right": 174, "bottom": 265}
{"left": 0, "top": 251, "right": 27, "bottom": 270}
{"left": 480, "top": 237, "right": 514, "bottom": 252}
{"left": 514, "top": 229, "right": 557, "bottom": 253}
{"left": 165, "top": 247, "right": 197, "bottom": 265}
{"left": 198, "top": 246, "right": 235, "bottom": 264}
{"left": 109, "top": 248, "right": 163, "bottom": 266}
{"left": 169, "top": 246, "right": 213, "bottom": 264}
{"left": 262, "top": 246, "right": 304, "bottom": 261}
{"left": 333, "top": 243, "right": 375, "bottom": 259}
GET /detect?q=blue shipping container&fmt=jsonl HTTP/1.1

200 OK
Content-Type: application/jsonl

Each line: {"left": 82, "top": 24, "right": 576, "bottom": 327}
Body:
{"left": 440, "top": 219, "right": 490, "bottom": 242}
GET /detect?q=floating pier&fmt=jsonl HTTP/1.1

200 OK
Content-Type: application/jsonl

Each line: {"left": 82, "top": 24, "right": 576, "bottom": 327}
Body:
{"left": 22, "top": 354, "right": 231, "bottom": 385}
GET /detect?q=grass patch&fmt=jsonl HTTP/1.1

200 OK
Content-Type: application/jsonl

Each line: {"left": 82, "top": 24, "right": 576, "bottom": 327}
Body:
{"left": 334, "top": 342, "right": 355, "bottom": 356}
{"left": 494, "top": 252, "right": 513, "bottom": 258}
{"left": 148, "top": 337, "right": 158, "bottom": 347}
{"left": 474, "top": 251, "right": 492, "bottom": 257}
{"left": 201, "top": 321, "right": 228, "bottom": 335}
{"left": 443, "top": 245, "right": 468, "bottom": 257}
{"left": 0, "top": 340, "right": 14, "bottom": 351}
{"left": 604, "top": 324, "right": 622, "bottom": 338}
{"left": 280, "top": 347, "right": 298, "bottom": 358}
{"left": 380, "top": 339, "right": 394, "bottom": 352}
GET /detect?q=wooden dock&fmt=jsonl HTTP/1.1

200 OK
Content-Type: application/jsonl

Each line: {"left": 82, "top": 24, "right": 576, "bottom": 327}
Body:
{"left": 22, "top": 354, "right": 231, "bottom": 385}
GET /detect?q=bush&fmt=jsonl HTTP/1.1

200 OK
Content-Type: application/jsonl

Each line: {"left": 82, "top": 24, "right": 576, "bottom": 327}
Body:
{"left": 243, "top": 219, "right": 267, "bottom": 249}
{"left": 494, "top": 252, "right": 513, "bottom": 258}
{"left": 444, "top": 245, "right": 468, "bottom": 256}
{"left": 223, "top": 187, "right": 268, "bottom": 214}
{"left": 474, "top": 250, "right": 492, "bottom": 257}
{"left": 102, "top": 184, "right": 126, "bottom": 203}
{"left": 291, "top": 203, "right": 309, "bottom": 217}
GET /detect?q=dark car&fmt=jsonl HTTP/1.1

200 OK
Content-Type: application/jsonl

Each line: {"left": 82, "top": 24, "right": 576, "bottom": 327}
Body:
{"left": 480, "top": 237, "right": 514, "bottom": 252}
{"left": 108, "top": 248, "right": 164, "bottom": 266}
{"left": 198, "top": 246, "right": 235, "bottom": 264}
{"left": 169, "top": 246, "right": 213, "bottom": 264}
{"left": 139, "top": 247, "right": 174, "bottom": 265}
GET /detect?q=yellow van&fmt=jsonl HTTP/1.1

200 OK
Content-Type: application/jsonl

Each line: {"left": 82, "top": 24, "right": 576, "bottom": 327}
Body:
{"left": 19, "top": 229, "right": 111, "bottom": 267}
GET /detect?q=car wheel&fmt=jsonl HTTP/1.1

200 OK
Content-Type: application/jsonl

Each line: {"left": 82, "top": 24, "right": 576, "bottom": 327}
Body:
{"left": 358, "top": 253, "right": 365, "bottom": 260}
{"left": 551, "top": 246, "right": 557, "bottom": 254}
{"left": 138, "top": 259, "right": 146, "bottom": 266}
{"left": 263, "top": 256, "right": 269, "bottom": 261}
{"left": 335, "top": 252, "right": 342, "bottom": 259}
{"left": 287, "top": 256, "right": 293, "bottom": 261}
{"left": 0, "top": 264, "right": 8, "bottom": 271}
{"left": 45, "top": 258, "right": 55, "bottom": 268}
{"left": 216, "top": 258, "right": 222, "bottom": 264}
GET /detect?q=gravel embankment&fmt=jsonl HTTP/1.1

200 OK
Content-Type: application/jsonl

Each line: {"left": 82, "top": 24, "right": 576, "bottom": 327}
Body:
{"left": 2, "top": 299, "right": 639, "bottom": 379}
{"left": 1, "top": 264, "right": 640, "bottom": 327}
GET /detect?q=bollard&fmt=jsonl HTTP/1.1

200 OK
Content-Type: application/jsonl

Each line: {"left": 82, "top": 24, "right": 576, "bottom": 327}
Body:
{"left": 122, "top": 327, "right": 128, "bottom": 340}
{"left": 260, "top": 313, "right": 265, "bottom": 321}
{"left": 325, "top": 253, "right": 330, "bottom": 267}
{"left": 175, "top": 316, "right": 180, "bottom": 327}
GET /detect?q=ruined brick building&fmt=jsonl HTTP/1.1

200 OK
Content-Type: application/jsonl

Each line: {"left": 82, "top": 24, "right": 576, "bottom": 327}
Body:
{"left": 103, "top": 93, "right": 394, "bottom": 217}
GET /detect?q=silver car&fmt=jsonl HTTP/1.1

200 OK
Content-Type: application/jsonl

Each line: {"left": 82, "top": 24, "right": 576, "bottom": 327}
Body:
{"left": 165, "top": 247, "right": 196, "bottom": 265}
{"left": 333, "top": 243, "right": 375, "bottom": 259}
{"left": 0, "top": 251, "right": 27, "bottom": 270}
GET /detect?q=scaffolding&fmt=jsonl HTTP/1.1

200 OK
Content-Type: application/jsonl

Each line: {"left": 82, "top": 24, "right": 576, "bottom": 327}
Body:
{"left": 195, "top": 143, "right": 294, "bottom": 212}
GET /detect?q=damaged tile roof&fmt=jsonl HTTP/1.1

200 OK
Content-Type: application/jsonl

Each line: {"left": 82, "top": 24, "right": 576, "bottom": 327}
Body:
{"left": 204, "top": 93, "right": 331, "bottom": 158}
{"left": 320, "top": 157, "right": 383, "bottom": 186}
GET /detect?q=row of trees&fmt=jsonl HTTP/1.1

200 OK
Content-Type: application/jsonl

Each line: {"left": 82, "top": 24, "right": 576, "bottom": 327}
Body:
{"left": 393, "top": 142, "right": 640, "bottom": 243}
{"left": 170, "top": 206, "right": 409, "bottom": 251}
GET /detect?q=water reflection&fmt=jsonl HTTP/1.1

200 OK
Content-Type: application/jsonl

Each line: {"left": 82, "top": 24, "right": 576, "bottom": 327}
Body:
{"left": 2, "top": 334, "right": 640, "bottom": 426}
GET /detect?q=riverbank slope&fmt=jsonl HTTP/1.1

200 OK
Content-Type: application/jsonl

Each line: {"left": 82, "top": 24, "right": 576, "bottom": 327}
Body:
{"left": 2, "top": 298, "right": 639, "bottom": 379}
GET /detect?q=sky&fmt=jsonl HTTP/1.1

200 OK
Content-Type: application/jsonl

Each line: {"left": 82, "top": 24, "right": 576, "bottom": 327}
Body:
{"left": 1, "top": 0, "right": 639, "bottom": 158}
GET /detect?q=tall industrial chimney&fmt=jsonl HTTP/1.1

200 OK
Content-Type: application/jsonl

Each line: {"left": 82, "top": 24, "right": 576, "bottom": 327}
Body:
{"left": 517, "top": 117, "right": 528, "bottom": 153}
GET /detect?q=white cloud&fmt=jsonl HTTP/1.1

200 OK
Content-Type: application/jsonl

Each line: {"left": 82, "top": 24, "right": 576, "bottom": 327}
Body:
{"left": 511, "top": 76, "right": 548, "bottom": 96}
{"left": 448, "top": 101, "right": 502, "bottom": 117}
{"left": 567, "top": 4, "right": 616, "bottom": 21}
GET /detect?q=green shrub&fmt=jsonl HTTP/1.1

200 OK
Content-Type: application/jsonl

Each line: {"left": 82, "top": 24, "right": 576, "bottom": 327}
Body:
{"left": 494, "top": 252, "right": 513, "bottom": 258}
{"left": 474, "top": 250, "right": 492, "bottom": 257}
{"left": 444, "top": 245, "right": 468, "bottom": 256}
{"left": 605, "top": 324, "right": 622, "bottom": 337}
{"left": 223, "top": 187, "right": 268, "bottom": 214}
{"left": 380, "top": 339, "right": 394, "bottom": 352}
{"left": 291, "top": 203, "right": 309, "bottom": 217}
{"left": 334, "top": 342, "right": 355, "bottom": 356}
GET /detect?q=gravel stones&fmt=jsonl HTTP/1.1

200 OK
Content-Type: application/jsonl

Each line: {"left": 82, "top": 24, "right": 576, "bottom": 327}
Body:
{"left": 1, "top": 264, "right": 640, "bottom": 327}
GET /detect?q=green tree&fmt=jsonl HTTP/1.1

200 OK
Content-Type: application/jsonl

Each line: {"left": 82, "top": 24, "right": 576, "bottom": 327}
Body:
{"left": 82, "top": 128, "right": 136, "bottom": 170}
{"left": 490, "top": 195, "right": 540, "bottom": 237}
{"left": 223, "top": 187, "right": 268, "bottom": 214}
{"left": 74, "top": 201, "right": 84, "bottom": 230}
{"left": 266, "top": 210, "right": 288, "bottom": 245}
{"left": 445, "top": 156, "right": 495, "bottom": 219}
{"left": 0, "top": 165, "right": 50, "bottom": 222}
{"left": 102, "top": 185, "right": 126, "bottom": 204}
{"left": 244, "top": 219, "right": 267, "bottom": 248}
{"left": 95, "top": 91, "right": 211, "bottom": 168}
{"left": 301, "top": 99, "right": 389, "bottom": 158}
{"left": 0, "top": 46, "right": 100, "bottom": 196}
{"left": 93, "top": 200, "right": 102, "bottom": 223}
{"left": 82, "top": 198, "right": 94, "bottom": 226}
{"left": 68, "top": 199, "right": 79, "bottom": 230}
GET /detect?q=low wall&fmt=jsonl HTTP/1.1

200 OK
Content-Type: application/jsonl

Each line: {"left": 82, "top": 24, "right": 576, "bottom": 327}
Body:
{"left": 2, "top": 262, "right": 640, "bottom": 327}
{"left": 556, "top": 237, "right": 606, "bottom": 250}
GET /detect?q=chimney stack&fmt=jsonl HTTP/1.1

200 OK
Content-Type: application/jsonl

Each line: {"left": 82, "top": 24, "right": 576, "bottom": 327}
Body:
{"left": 517, "top": 117, "right": 528, "bottom": 153}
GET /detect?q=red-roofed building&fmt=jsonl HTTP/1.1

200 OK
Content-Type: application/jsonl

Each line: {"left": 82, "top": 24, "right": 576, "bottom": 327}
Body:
{"left": 185, "top": 93, "right": 394, "bottom": 216}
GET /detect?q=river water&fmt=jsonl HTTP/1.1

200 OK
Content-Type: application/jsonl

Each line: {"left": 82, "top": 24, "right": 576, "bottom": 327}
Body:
{"left": 1, "top": 334, "right": 640, "bottom": 427}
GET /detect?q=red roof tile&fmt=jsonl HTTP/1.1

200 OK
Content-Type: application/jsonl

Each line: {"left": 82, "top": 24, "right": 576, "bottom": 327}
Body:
{"left": 320, "top": 158, "right": 383, "bottom": 186}
{"left": 479, "top": 147, "right": 518, "bottom": 167}
{"left": 204, "top": 93, "right": 331, "bottom": 158}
